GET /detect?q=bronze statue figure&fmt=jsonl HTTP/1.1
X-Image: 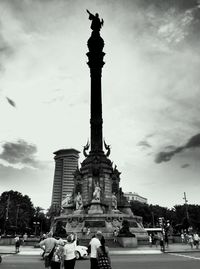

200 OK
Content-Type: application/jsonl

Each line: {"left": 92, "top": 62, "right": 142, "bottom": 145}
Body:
{"left": 83, "top": 140, "right": 90, "bottom": 157}
{"left": 86, "top": 9, "right": 104, "bottom": 31}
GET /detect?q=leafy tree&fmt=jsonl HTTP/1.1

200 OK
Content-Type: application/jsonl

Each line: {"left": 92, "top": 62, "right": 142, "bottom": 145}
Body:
{"left": 47, "top": 203, "right": 61, "bottom": 224}
{"left": 0, "top": 190, "right": 35, "bottom": 235}
{"left": 130, "top": 200, "right": 200, "bottom": 234}
{"left": 130, "top": 201, "right": 152, "bottom": 226}
{"left": 32, "top": 206, "right": 50, "bottom": 235}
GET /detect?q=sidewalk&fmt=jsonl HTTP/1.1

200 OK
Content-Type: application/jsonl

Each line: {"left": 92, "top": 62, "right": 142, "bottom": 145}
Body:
{"left": 0, "top": 245, "right": 41, "bottom": 255}
{"left": 0, "top": 243, "right": 200, "bottom": 255}
{"left": 110, "top": 243, "right": 200, "bottom": 255}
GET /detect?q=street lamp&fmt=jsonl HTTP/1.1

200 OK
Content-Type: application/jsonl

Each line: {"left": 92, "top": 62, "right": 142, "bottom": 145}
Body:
{"left": 33, "top": 221, "right": 40, "bottom": 236}
{"left": 15, "top": 204, "right": 20, "bottom": 230}
{"left": 158, "top": 217, "right": 165, "bottom": 252}
{"left": 3, "top": 194, "right": 10, "bottom": 235}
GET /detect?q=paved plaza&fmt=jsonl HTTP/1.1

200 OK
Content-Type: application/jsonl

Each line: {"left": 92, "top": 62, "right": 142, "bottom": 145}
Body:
{"left": 1, "top": 243, "right": 200, "bottom": 255}
{"left": 1, "top": 243, "right": 200, "bottom": 269}
{"left": 0, "top": 245, "right": 200, "bottom": 269}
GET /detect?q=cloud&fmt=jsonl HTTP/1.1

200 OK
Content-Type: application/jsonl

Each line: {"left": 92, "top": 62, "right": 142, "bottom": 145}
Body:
{"left": 155, "top": 133, "right": 200, "bottom": 163}
{"left": 0, "top": 140, "right": 39, "bottom": 169}
{"left": 137, "top": 140, "right": 151, "bottom": 148}
{"left": 181, "top": 163, "right": 190, "bottom": 168}
{"left": 0, "top": 19, "right": 14, "bottom": 71}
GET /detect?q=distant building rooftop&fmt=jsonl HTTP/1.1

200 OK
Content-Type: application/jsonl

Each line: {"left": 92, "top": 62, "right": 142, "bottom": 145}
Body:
{"left": 124, "top": 192, "right": 147, "bottom": 204}
{"left": 53, "top": 148, "right": 80, "bottom": 155}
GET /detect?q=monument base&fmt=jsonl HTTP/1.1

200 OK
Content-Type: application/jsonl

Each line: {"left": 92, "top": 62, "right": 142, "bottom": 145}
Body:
{"left": 117, "top": 237, "right": 138, "bottom": 248}
{"left": 73, "top": 209, "right": 84, "bottom": 215}
{"left": 53, "top": 212, "right": 148, "bottom": 244}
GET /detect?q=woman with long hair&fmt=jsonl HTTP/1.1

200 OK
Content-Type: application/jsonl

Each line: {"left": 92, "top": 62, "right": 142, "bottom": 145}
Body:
{"left": 97, "top": 236, "right": 112, "bottom": 269}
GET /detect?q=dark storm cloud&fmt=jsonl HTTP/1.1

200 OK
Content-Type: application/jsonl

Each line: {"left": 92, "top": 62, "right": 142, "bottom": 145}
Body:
{"left": 155, "top": 133, "right": 200, "bottom": 163}
{"left": 0, "top": 140, "right": 38, "bottom": 167}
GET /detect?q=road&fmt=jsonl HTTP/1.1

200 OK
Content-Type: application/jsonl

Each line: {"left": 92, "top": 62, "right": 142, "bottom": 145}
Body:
{"left": 1, "top": 252, "right": 200, "bottom": 269}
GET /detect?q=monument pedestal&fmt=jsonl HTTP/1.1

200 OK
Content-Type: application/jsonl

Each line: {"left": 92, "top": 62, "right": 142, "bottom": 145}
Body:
{"left": 73, "top": 209, "right": 84, "bottom": 215}
{"left": 112, "top": 209, "right": 121, "bottom": 214}
{"left": 88, "top": 200, "right": 103, "bottom": 214}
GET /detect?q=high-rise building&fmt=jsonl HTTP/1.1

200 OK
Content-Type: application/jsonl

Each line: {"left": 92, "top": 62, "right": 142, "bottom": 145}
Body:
{"left": 51, "top": 148, "right": 80, "bottom": 207}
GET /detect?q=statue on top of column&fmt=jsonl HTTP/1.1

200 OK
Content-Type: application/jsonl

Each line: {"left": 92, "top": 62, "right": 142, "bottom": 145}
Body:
{"left": 86, "top": 9, "right": 104, "bottom": 31}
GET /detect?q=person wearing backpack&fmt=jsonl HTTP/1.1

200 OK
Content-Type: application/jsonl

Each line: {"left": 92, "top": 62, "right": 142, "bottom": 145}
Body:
{"left": 39, "top": 232, "right": 58, "bottom": 268}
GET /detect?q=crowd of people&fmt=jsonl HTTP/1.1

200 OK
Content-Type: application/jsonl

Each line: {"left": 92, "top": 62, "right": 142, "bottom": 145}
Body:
{"left": 39, "top": 230, "right": 112, "bottom": 269}
{"left": 148, "top": 232, "right": 170, "bottom": 251}
{"left": 181, "top": 232, "right": 200, "bottom": 249}
{"left": 147, "top": 231, "right": 200, "bottom": 251}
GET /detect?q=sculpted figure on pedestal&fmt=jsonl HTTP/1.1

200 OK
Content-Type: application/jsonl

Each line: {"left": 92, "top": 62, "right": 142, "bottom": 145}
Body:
{"left": 112, "top": 193, "right": 118, "bottom": 210}
{"left": 62, "top": 193, "right": 72, "bottom": 207}
{"left": 93, "top": 182, "right": 101, "bottom": 201}
{"left": 75, "top": 192, "right": 83, "bottom": 210}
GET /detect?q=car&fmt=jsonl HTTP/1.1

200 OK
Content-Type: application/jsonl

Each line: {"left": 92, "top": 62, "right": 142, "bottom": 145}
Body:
{"left": 39, "top": 244, "right": 88, "bottom": 260}
{"left": 75, "top": 245, "right": 88, "bottom": 260}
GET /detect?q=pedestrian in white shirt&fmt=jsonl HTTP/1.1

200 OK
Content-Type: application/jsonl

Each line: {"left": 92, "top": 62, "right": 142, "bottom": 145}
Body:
{"left": 89, "top": 230, "right": 102, "bottom": 269}
{"left": 63, "top": 233, "right": 77, "bottom": 269}
{"left": 193, "top": 233, "right": 199, "bottom": 249}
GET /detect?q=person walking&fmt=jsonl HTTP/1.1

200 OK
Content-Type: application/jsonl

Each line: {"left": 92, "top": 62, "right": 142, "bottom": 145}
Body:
{"left": 181, "top": 233, "right": 184, "bottom": 244}
{"left": 148, "top": 234, "right": 152, "bottom": 247}
{"left": 193, "top": 233, "right": 199, "bottom": 249}
{"left": 159, "top": 234, "right": 164, "bottom": 252}
{"left": 188, "top": 234, "right": 194, "bottom": 249}
{"left": 113, "top": 229, "right": 118, "bottom": 243}
{"left": 14, "top": 236, "right": 21, "bottom": 253}
{"left": 63, "top": 233, "right": 77, "bottom": 269}
{"left": 164, "top": 234, "right": 169, "bottom": 248}
{"left": 39, "top": 232, "right": 58, "bottom": 268}
{"left": 23, "top": 233, "right": 28, "bottom": 245}
{"left": 89, "top": 230, "right": 102, "bottom": 269}
{"left": 97, "top": 236, "right": 112, "bottom": 269}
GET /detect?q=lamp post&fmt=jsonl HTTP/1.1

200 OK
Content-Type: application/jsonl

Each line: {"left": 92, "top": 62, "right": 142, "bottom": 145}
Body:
{"left": 15, "top": 204, "right": 20, "bottom": 229}
{"left": 151, "top": 212, "right": 155, "bottom": 227}
{"left": 158, "top": 217, "right": 165, "bottom": 252}
{"left": 33, "top": 221, "right": 40, "bottom": 236}
{"left": 183, "top": 192, "right": 189, "bottom": 220}
{"left": 3, "top": 194, "right": 10, "bottom": 235}
{"left": 183, "top": 192, "right": 190, "bottom": 232}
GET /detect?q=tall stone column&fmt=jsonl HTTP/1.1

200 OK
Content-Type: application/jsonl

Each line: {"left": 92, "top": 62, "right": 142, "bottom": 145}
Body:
{"left": 86, "top": 29, "right": 105, "bottom": 153}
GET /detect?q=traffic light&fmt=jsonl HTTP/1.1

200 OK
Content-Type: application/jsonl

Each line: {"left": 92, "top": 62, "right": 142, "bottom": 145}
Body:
{"left": 158, "top": 217, "right": 164, "bottom": 227}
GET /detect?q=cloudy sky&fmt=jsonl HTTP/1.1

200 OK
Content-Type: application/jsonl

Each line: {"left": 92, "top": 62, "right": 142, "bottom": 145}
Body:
{"left": 1, "top": 0, "right": 200, "bottom": 210}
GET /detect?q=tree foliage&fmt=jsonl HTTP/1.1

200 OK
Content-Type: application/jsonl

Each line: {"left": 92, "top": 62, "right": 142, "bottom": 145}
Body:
{"left": 0, "top": 190, "right": 50, "bottom": 235}
{"left": 0, "top": 190, "right": 35, "bottom": 234}
{"left": 130, "top": 201, "right": 200, "bottom": 233}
